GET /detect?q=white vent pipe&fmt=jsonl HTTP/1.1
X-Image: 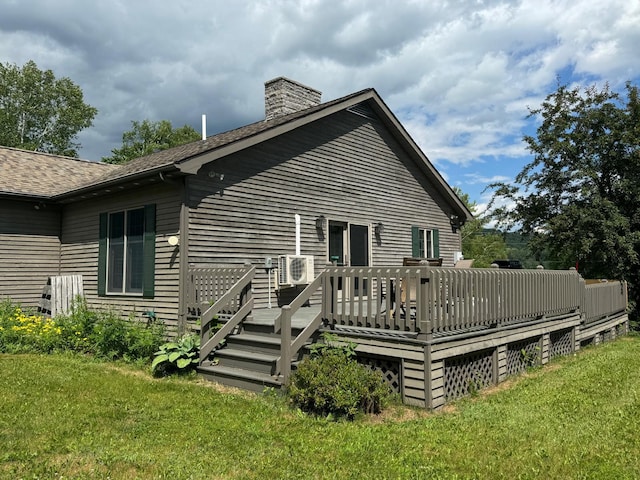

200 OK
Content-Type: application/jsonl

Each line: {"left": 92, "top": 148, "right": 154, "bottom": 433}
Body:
{"left": 295, "top": 214, "right": 301, "bottom": 255}
{"left": 201, "top": 114, "right": 206, "bottom": 140}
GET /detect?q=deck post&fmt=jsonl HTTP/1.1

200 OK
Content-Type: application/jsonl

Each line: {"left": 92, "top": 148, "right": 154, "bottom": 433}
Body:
{"left": 423, "top": 344, "right": 433, "bottom": 409}
{"left": 280, "top": 305, "right": 292, "bottom": 383}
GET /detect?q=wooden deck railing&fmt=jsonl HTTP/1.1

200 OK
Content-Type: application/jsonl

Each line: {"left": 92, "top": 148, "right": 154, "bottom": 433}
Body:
{"left": 188, "top": 264, "right": 628, "bottom": 381}
{"left": 196, "top": 266, "right": 255, "bottom": 363}
{"left": 582, "top": 280, "right": 628, "bottom": 324}
{"left": 322, "top": 267, "right": 430, "bottom": 332}
{"left": 426, "top": 268, "right": 582, "bottom": 333}
{"left": 273, "top": 273, "right": 325, "bottom": 382}
{"left": 186, "top": 266, "right": 252, "bottom": 318}
{"left": 321, "top": 267, "right": 625, "bottom": 335}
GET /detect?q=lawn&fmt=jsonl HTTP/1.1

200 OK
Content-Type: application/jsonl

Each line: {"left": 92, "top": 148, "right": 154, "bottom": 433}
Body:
{"left": 1, "top": 337, "right": 640, "bottom": 479}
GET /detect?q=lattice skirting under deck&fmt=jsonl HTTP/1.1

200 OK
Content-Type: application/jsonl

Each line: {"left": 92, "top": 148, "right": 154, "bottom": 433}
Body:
{"left": 549, "top": 328, "right": 573, "bottom": 359}
{"left": 358, "top": 355, "right": 401, "bottom": 394}
{"left": 506, "top": 337, "right": 541, "bottom": 376}
{"left": 444, "top": 349, "right": 494, "bottom": 401}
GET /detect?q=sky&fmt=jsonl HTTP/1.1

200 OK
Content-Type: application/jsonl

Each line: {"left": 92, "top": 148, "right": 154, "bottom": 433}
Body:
{"left": 1, "top": 0, "right": 639, "bottom": 209}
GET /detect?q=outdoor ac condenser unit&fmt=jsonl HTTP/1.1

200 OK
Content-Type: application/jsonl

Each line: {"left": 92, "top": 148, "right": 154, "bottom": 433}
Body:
{"left": 278, "top": 255, "right": 315, "bottom": 286}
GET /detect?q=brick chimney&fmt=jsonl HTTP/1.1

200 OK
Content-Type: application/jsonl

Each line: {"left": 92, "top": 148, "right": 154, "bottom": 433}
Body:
{"left": 264, "top": 77, "right": 322, "bottom": 120}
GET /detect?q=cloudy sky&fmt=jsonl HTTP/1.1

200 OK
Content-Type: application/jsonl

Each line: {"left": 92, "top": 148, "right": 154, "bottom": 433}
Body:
{"left": 1, "top": 0, "right": 639, "bottom": 207}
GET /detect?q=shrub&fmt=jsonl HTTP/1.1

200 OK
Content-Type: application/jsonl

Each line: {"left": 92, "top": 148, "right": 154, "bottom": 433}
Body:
{"left": 89, "top": 312, "right": 164, "bottom": 362}
{"left": 151, "top": 334, "right": 200, "bottom": 377}
{"left": 0, "top": 298, "right": 164, "bottom": 362}
{"left": 55, "top": 298, "right": 98, "bottom": 353}
{"left": 287, "top": 333, "right": 391, "bottom": 420}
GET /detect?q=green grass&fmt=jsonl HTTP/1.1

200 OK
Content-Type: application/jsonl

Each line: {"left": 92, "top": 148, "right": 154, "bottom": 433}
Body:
{"left": 2, "top": 338, "right": 640, "bottom": 479}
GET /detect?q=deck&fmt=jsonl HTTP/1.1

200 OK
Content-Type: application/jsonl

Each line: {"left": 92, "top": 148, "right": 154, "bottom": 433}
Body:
{"left": 187, "top": 265, "right": 629, "bottom": 407}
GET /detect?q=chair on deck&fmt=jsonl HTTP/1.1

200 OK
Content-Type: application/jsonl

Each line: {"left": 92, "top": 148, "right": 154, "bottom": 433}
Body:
{"left": 454, "top": 259, "right": 475, "bottom": 268}
{"left": 393, "top": 257, "right": 443, "bottom": 317}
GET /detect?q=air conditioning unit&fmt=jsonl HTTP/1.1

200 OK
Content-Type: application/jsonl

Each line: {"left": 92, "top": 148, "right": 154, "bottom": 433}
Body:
{"left": 278, "top": 255, "right": 315, "bottom": 286}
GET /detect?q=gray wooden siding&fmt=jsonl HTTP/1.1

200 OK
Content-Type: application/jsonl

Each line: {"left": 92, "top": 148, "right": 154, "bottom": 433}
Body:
{"left": 59, "top": 184, "right": 181, "bottom": 331}
{"left": 188, "top": 108, "right": 461, "bottom": 309}
{"left": 0, "top": 200, "right": 61, "bottom": 307}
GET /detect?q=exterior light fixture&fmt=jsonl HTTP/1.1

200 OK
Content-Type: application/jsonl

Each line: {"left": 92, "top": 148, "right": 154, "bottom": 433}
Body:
{"left": 375, "top": 222, "right": 384, "bottom": 236}
{"left": 315, "top": 215, "right": 326, "bottom": 230}
{"left": 450, "top": 214, "right": 463, "bottom": 232}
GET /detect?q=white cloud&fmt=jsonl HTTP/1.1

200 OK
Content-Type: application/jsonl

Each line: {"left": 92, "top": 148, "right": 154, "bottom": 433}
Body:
{"left": 0, "top": 0, "right": 637, "bottom": 184}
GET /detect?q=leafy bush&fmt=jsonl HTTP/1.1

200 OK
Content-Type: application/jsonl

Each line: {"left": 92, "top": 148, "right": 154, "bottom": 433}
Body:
{"left": 0, "top": 298, "right": 164, "bottom": 362}
{"left": 287, "top": 333, "right": 391, "bottom": 420}
{"left": 151, "top": 334, "right": 200, "bottom": 376}
{"left": 0, "top": 302, "right": 62, "bottom": 353}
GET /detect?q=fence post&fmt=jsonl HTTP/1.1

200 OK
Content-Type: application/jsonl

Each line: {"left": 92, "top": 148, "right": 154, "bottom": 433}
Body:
{"left": 418, "top": 270, "right": 432, "bottom": 337}
{"left": 280, "top": 305, "right": 292, "bottom": 384}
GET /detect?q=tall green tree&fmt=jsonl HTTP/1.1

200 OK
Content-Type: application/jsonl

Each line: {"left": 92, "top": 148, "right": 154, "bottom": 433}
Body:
{"left": 454, "top": 188, "right": 509, "bottom": 267}
{"left": 491, "top": 82, "right": 640, "bottom": 317}
{"left": 0, "top": 60, "right": 97, "bottom": 157}
{"left": 102, "top": 119, "right": 200, "bottom": 164}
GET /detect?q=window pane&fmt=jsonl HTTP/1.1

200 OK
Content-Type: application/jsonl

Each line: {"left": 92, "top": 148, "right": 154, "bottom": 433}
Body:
{"left": 108, "top": 212, "right": 125, "bottom": 292}
{"left": 125, "top": 208, "right": 145, "bottom": 294}
{"left": 418, "top": 229, "right": 426, "bottom": 258}
{"left": 426, "top": 230, "right": 433, "bottom": 258}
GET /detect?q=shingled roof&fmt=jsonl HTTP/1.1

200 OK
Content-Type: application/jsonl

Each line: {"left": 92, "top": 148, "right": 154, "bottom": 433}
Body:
{"left": 0, "top": 88, "right": 371, "bottom": 199}
{"left": 92, "top": 88, "right": 373, "bottom": 184}
{"left": 0, "top": 85, "right": 471, "bottom": 221}
{"left": 0, "top": 146, "right": 116, "bottom": 198}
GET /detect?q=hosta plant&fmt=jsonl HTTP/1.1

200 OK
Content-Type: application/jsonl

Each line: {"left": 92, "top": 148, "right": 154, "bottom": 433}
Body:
{"left": 151, "top": 334, "right": 200, "bottom": 376}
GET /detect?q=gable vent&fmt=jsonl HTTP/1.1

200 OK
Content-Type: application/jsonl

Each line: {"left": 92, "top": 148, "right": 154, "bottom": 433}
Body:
{"left": 347, "top": 102, "right": 377, "bottom": 120}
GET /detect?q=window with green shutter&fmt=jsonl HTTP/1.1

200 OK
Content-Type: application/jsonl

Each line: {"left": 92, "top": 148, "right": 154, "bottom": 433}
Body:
{"left": 98, "top": 205, "right": 155, "bottom": 298}
{"left": 411, "top": 226, "right": 440, "bottom": 258}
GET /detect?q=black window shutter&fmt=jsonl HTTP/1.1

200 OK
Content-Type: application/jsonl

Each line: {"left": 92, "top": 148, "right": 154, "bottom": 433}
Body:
{"left": 98, "top": 212, "right": 108, "bottom": 297}
{"left": 143, "top": 204, "right": 156, "bottom": 298}
{"left": 411, "top": 226, "right": 420, "bottom": 257}
{"left": 433, "top": 229, "right": 440, "bottom": 258}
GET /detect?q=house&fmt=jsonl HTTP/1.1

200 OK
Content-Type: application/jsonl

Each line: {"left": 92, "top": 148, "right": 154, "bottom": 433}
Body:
{"left": 0, "top": 77, "right": 471, "bottom": 334}
{"left": 1, "top": 78, "right": 629, "bottom": 407}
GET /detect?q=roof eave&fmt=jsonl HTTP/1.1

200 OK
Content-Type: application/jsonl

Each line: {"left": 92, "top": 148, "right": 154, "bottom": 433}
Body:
{"left": 0, "top": 191, "right": 54, "bottom": 202}
{"left": 53, "top": 163, "right": 182, "bottom": 201}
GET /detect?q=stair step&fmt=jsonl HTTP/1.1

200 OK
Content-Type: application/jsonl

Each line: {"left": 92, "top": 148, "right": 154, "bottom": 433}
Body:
{"left": 197, "top": 364, "right": 282, "bottom": 393}
{"left": 214, "top": 348, "right": 279, "bottom": 374}
{"left": 225, "top": 333, "right": 282, "bottom": 354}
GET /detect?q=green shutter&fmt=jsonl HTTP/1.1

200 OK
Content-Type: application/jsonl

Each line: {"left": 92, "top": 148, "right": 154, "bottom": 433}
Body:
{"left": 433, "top": 229, "right": 440, "bottom": 258}
{"left": 98, "top": 212, "right": 108, "bottom": 297}
{"left": 411, "top": 226, "right": 420, "bottom": 257}
{"left": 143, "top": 204, "right": 156, "bottom": 298}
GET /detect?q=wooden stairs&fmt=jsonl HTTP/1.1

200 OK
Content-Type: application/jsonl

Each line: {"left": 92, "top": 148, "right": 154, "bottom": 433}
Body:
{"left": 197, "top": 320, "right": 314, "bottom": 393}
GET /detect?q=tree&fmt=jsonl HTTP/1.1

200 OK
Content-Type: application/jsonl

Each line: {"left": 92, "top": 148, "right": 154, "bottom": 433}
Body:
{"left": 0, "top": 60, "right": 97, "bottom": 157}
{"left": 102, "top": 119, "right": 201, "bottom": 164}
{"left": 454, "top": 188, "right": 509, "bottom": 267}
{"left": 490, "top": 81, "right": 640, "bottom": 318}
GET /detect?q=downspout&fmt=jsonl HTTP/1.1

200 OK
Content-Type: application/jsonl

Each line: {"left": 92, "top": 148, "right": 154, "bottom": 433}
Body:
{"left": 177, "top": 177, "right": 190, "bottom": 334}
{"left": 57, "top": 203, "right": 63, "bottom": 276}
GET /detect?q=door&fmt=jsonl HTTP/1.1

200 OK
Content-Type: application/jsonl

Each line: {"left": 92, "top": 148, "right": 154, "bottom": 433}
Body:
{"left": 328, "top": 221, "right": 370, "bottom": 296}
{"left": 349, "top": 224, "right": 369, "bottom": 296}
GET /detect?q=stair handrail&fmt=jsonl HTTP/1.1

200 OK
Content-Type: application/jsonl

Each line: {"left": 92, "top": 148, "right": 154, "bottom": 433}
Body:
{"left": 273, "top": 271, "right": 326, "bottom": 382}
{"left": 199, "top": 266, "right": 255, "bottom": 363}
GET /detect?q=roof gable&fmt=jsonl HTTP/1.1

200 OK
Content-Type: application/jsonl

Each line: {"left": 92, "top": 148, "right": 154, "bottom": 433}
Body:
{"left": 0, "top": 86, "right": 471, "bottom": 221}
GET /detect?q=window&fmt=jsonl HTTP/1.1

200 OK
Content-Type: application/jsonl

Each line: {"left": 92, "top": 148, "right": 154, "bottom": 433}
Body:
{"left": 98, "top": 205, "right": 155, "bottom": 297}
{"left": 411, "top": 226, "right": 440, "bottom": 259}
